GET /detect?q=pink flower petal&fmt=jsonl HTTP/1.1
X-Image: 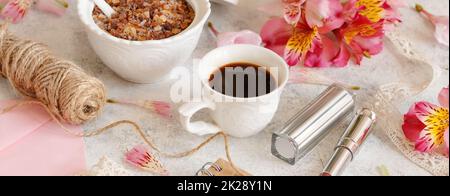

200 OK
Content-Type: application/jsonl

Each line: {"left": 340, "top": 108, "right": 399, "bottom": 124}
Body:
{"left": 284, "top": 24, "right": 319, "bottom": 66}
{"left": 151, "top": 101, "right": 172, "bottom": 118}
{"left": 305, "top": 0, "right": 344, "bottom": 33}
{"left": 35, "top": 0, "right": 69, "bottom": 16}
{"left": 260, "top": 17, "right": 293, "bottom": 58}
{"left": 304, "top": 35, "right": 339, "bottom": 67}
{"left": 266, "top": 44, "right": 286, "bottom": 57}
{"left": 304, "top": 0, "right": 329, "bottom": 27}
{"left": 414, "top": 102, "right": 442, "bottom": 123}
{"left": 402, "top": 104, "right": 426, "bottom": 142}
{"left": 260, "top": 17, "right": 292, "bottom": 47}
{"left": 284, "top": 47, "right": 302, "bottom": 66}
{"left": 433, "top": 16, "right": 450, "bottom": 47}
{"left": 415, "top": 137, "right": 433, "bottom": 152}
{"left": 383, "top": 0, "right": 406, "bottom": 25}
{"left": 217, "top": 30, "right": 262, "bottom": 47}
{"left": 332, "top": 40, "right": 351, "bottom": 67}
{"left": 353, "top": 36, "right": 384, "bottom": 55}
{"left": 438, "top": 86, "right": 449, "bottom": 108}
{"left": 416, "top": 4, "right": 450, "bottom": 47}
{"left": 386, "top": 0, "right": 407, "bottom": 9}
{"left": 208, "top": 23, "right": 262, "bottom": 47}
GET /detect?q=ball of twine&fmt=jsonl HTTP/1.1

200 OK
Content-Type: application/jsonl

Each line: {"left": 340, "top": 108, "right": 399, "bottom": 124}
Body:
{"left": 0, "top": 24, "right": 106, "bottom": 125}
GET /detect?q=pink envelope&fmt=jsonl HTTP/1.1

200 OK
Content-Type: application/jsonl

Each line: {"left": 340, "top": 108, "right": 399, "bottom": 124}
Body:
{"left": 0, "top": 100, "right": 86, "bottom": 176}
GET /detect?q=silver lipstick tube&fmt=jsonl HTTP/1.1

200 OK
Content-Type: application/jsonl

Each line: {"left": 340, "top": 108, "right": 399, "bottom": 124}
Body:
{"left": 271, "top": 84, "right": 355, "bottom": 165}
{"left": 320, "top": 108, "right": 376, "bottom": 176}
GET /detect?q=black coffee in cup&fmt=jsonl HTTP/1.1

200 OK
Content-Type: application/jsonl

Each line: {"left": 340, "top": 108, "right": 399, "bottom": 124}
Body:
{"left": 208, "top": 62, "right": 277, "bottom": 98}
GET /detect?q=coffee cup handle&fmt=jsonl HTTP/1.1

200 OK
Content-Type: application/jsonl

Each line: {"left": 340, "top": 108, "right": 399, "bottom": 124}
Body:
{"left": 178, "top": 100, "right": 221, "bottom": 136}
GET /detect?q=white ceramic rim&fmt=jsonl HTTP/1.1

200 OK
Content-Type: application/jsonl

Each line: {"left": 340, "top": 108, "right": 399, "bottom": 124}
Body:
{"left": 77, "top": 0, "right": 211, "bottom": 46}
{"left": 199, "top": 44, "right": 290, "bottom": 102}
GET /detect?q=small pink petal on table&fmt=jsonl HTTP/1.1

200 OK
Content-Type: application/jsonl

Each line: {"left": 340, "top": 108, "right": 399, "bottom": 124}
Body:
{"left": 416, "top": 4, "right": 449, "bottom": 47}
{"left": 433, "top": 17, "right": 450, "bottom": 47}
{"left": 151, "top": 101, "right": 172, "bottom": 118}
{"left": 35, "top": 0, "right": 69, "bottom": 16}
{"left": 208, "top": 22, "right": 262, "bottom": 47}
{"left": 217, "top": 30, "right": 262, "bottom": 47}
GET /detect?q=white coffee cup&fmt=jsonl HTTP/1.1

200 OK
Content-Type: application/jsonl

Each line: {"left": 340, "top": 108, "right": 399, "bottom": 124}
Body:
{"left": 178, "top": 44, "right": 289, "bottom": 138}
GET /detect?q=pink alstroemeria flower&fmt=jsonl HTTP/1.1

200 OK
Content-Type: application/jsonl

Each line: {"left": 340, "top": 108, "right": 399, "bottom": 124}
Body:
{"left": 0, "top": 0, "right": 32, "bottom": 23}
{"left": 208, "top": 22, "right": 262, "bottom": 47}
{"left": 402, "top": 87, "right": 449, "bottom": 155}
{"left": 261, "top": 0, "right": 346, "bottom": 67}
{"left": 261, "top": 17, "right": 343, "bottom": 67}
{"left": 260, "top": 0, "right": 403, "bottom": 67}
{"left": 35, "top": 0, "right": 69, "bottom": 16}
{"left": 125, "top": 145, "right": 169, "bottom": 175}
{"left": 416, "top": 4, "right": 449, "bottom": 47}
{"left": 336, "top": 15, "right": 385, "bottom": 65}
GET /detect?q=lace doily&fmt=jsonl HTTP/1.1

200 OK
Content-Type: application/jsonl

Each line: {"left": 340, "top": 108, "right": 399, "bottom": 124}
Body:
{"left": 78, "top": 156, "right": 131, "bottom": 176}
{"left": 365, "top": 31, "right": 449, "bottom": 176}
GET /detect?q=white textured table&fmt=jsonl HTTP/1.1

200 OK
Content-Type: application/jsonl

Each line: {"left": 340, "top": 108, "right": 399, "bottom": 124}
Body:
{"left": 2, "top": 0, "right": 449, "bottom": 176}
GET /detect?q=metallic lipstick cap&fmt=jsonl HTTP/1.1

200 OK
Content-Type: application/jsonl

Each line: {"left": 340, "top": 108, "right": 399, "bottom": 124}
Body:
{"left": 271, "top": 84, "right": 355, "bottom": 165}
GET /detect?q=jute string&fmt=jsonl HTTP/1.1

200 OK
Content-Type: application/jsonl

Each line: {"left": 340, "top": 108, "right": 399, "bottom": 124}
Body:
{"left": 0, "top": 24, "right": 242, "bottom": 175}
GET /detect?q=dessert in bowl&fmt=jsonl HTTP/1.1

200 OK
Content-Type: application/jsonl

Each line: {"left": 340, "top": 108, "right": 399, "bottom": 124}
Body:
{"left": 78, "top": 0, "right": 211, "bottom": 83}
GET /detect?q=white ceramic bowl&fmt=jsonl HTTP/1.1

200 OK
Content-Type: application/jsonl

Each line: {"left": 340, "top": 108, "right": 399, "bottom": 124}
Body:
{"left": 78, "top": 0, "right": 211, "bottom": 83}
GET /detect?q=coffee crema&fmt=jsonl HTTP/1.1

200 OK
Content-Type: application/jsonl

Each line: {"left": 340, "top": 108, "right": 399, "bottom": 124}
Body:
{"left": 208, "top": 62, "right": 277, "bottom": 98}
